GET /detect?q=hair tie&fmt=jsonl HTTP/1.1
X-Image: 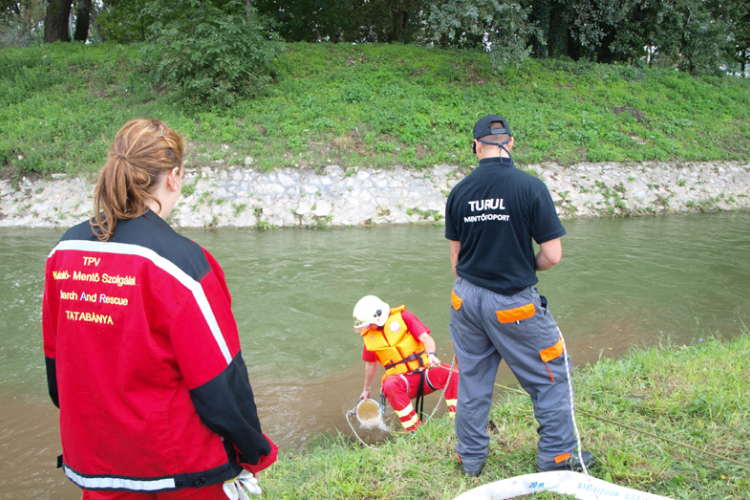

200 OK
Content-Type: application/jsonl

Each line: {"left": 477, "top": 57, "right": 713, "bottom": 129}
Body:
{"left": 117, "top": 154, "right": 127, "bottom": 161}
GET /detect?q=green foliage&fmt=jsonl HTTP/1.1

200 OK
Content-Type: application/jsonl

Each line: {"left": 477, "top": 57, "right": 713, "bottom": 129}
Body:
{"left": 140, "top": 0, "right": 283, "bottom": 108}
{"left": 675, "top": 1, "right": 732, "bottom": 76}
{"left": 2, "top": 42, "right": 750, "bottom": 177}
{"left": 95, "top": 0, "right": 153, "bottom": 44}
{"left": 427, "top": 0, "right": 541, "bottom": 69}
{"left": 232, "top": 202, "right": 247, "bottom": 217}
{"left": 7, "top": 0, "right": 747, "bottom": 77}
{"left": 0, "top": 42, "right": 147, "bottom": 174}
{"left": 0, "top": 0, "right": 45, "bottom": 47}
{"left": 567, "top": 0, "right": 639, "bottom": 57}
{"left": 255, "top": 0, "right": 748, "bottom": 74}
{"left": 520, "top": 0, "right": 749, "bottom": 72}
{"left": 256, "top": 0, "right": 428, "bottom": 44}
{"left": 181, "top": 181, "right": 197, "bottom": 198}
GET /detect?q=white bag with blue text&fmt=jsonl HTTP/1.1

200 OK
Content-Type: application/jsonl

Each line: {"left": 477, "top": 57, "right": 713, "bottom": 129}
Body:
{"left": 453, "top": 471, "right": 674, "bottom": 500}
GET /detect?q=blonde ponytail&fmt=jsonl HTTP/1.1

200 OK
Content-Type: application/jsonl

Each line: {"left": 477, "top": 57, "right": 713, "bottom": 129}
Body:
{"left": 91, "top": 119, "right": 184, "bottom": 241}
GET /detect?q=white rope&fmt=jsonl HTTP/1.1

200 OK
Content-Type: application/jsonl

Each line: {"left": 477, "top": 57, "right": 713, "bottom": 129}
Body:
{"left": 558, "top": 326, "right": 599, "bottom": 500}
{"left": 344, "top": 408, "right": 380, "bottom": 450}
{"left": 423, "top": 355, "right": 457, "bottom": 423}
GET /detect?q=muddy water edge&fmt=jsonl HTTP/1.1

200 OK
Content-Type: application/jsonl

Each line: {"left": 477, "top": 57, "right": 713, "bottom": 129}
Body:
{"left": 1, "top": 212, "right": 749, "bottom": 499}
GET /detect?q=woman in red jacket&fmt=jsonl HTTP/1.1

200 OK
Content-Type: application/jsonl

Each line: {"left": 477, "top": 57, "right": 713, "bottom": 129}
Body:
{"left": 43, "top": 119, "right": 276, "bottom": 499}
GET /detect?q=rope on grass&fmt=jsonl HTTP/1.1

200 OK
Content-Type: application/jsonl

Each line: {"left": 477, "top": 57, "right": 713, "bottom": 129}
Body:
{"left": 557, "top": 328, "right": 599, "bottom": 499}
{"left": 423, "top": 355, "right": 458, "bottom": 424}
{"left": 344, "top": 409, "right": 380, "bottom": 450}
{"left": 493, "top": 383, "right": 750, "bottom": 470}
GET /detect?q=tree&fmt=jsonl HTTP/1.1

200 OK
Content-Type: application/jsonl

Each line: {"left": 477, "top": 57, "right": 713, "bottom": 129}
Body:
{"left": 632, "top": 0, "right": 732, "bottom": 75}
{"left": 678, "top": 2, "right": 730, "bottom": 75}
{"left": 42, "top": 0, "right": 100, "bottom": 43}
{"left": 95, "top": 0, "right": 158, "bottom": 43}
{"left": 707, "top": 0, "right": 750, "bottom": 75}
{"left": 72, "top": 0, "right": 91, "bottom": 42}
{"left": 525, "top": 0, "right": 574, "bottom": 59}
{"left": 734, "top": 1, "right": 750, "bottom": 75}
{"left": 427, "top": 0, "right": 541, "bottom": 68}
{"left": 43, "top": 0, "right": 72, "bottom": 42}
{"left": 1, "top": 0, "right": 20, "bottom": 23}
{"left": 1, "top": 0, "right": 45, "bottom": 46}
{"left": 565, "top": 0, "right": 640, "bottom": 62}
{"left": 254, "top": 0, "right": 354, "bottom": 42}
{"left": 255, "top": 0, "right": 431, "bottom": 44}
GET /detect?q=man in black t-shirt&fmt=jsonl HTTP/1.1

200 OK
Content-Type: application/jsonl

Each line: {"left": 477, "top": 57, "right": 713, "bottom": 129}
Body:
{"left": 445, "top": 114, "right": 594, "bottom": 476}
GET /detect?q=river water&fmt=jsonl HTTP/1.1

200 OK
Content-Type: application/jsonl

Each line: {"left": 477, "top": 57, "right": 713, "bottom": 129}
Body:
{"left": 1, "top": 212, "right": 749, "bottom": 498}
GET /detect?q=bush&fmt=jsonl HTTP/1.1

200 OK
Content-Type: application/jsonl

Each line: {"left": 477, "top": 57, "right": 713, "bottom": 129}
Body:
{"left": 140, "top": 0, "right": 283, "bottom": 108}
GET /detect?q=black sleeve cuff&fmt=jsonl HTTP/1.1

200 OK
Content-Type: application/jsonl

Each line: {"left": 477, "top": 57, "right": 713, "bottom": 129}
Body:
{"left": 45, "top": 356, "right": 59, "bottom": 408}
{"left": 189, "top": 353, "right": 271, "bottom": 466}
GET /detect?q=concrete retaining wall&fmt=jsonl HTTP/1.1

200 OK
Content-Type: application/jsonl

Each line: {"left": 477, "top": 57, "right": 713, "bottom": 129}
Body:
{"left": 1, "top": 161, "right": 748, "bottom": 229}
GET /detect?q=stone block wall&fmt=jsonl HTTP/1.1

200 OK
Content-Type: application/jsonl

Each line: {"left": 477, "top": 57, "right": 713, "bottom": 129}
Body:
{"left": 1, "top": 162, "right": 748, "bottom": 229}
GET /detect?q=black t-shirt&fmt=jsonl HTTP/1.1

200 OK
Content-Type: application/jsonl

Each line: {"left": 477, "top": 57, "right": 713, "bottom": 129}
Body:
{"left": 445, "top": 157, "right": 566, "bottom": 296}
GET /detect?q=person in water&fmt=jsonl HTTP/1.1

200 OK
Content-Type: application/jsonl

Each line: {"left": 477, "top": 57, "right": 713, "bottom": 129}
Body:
{"left": 444, "top": 114, "right": 594, "bottom": 476}
{"left": 353, "top": 295, "right": 459, "bottom": 432}
{"left": 42, "top": 119, "right": 276, "bottom": 499}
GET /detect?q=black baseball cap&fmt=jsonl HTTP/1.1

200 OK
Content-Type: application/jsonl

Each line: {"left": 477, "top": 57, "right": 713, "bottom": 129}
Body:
{"left": 473, "top": 114, "right": 512, "bottom": 139}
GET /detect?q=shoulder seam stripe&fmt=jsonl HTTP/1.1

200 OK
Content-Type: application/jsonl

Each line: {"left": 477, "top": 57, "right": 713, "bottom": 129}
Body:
{"left": 49, "top": 240, "right": 233, "bottom": 365}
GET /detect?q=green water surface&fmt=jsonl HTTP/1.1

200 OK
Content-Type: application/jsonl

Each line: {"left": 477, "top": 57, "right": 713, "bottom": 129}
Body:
{"left": 1, "top": 212, "right": 749, "bottom": 403}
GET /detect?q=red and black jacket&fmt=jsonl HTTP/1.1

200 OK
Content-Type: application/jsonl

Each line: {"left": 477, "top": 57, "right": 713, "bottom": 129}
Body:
{"left": 43, "top": 210, "right": 277, "bottom": 492}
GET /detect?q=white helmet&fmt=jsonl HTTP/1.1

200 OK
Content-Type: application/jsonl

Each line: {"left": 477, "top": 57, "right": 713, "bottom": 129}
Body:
{"left": 353, "top": 295, "right": 390, "bottom": 329}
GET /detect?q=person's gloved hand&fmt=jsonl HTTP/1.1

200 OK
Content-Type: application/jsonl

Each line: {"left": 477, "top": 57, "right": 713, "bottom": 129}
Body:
{"left": 223, "top": 470, "right": 262, "bottom": 499}
{"left": 428, "top": 352, "right": 440, "bottom": 368}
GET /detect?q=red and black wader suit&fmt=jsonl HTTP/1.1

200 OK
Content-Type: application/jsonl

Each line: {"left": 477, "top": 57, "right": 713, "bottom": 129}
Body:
{"left": 361, "top": 306, "right": 459, "bottom": 431}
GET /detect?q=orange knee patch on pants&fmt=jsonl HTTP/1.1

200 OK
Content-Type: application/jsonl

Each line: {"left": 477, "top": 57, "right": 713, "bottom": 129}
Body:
{"left": 540, "top": 338, "right": 563, "bottom": 362}
{"left": 540, "top": 337, "right": 564, "bottom": 382}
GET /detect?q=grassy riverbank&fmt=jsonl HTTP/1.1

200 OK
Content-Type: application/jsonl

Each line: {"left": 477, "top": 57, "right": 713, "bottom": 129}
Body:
{"left": 2, "top": 42, "right": 750, "bottom": 180}
{"left": 262, "top": 332, "right": 750, "bottom": 499}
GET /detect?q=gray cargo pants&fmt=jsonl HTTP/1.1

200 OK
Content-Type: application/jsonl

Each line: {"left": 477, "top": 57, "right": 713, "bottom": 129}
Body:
{"left": 449, "top": 277, "right": 577, "bottom": 465}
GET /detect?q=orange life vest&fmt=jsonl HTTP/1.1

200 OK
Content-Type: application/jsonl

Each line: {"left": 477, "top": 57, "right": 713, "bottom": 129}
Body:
{"left": 361, "top": 306, "right": 429, "bottom": 380}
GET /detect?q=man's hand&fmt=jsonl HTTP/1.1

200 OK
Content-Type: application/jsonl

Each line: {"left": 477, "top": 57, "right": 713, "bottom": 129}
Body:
{"left": 359, "top": 388, "right": 372, "bottom": 401}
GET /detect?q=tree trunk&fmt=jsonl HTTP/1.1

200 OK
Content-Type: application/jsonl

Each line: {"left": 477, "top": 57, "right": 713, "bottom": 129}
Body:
{"left": 401, "top": 9, "right": 408, "bottom": 44}
{"left": 44, "top": 0, "right": 73, "bottom": 43}
{"left": 73, "top": 0, "right": 91, "bottom": 42}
